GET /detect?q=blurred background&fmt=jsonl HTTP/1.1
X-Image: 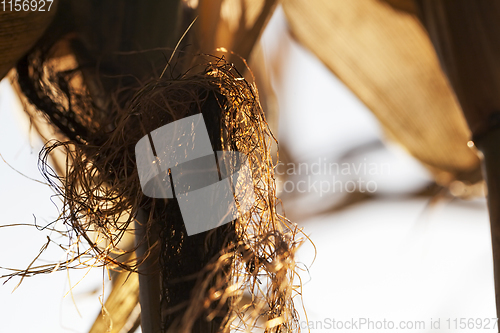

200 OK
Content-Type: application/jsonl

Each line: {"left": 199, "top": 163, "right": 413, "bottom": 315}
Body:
{"left": 0, "top": 4, "right": 497, "bottom": 333}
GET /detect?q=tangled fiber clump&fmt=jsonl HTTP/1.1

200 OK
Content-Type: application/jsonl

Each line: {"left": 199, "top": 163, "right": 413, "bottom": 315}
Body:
{"left": 10, "top": 49, "right": 306, "bottom": 332}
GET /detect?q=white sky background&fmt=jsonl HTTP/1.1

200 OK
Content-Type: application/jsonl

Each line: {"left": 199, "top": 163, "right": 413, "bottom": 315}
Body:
{"left": 260, "top": 7, "right": 496, "bottom": 333}
{"left": 0, "top": 77, "right": 112, "bottom": 332}
{"left": 0, "top": 6, "right": 496, "bottom": 333}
